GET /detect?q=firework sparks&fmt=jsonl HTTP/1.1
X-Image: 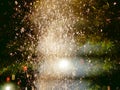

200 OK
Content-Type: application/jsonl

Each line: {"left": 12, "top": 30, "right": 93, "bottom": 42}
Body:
{"left": 27, "top": 0, "right": 114, "bottom": 89}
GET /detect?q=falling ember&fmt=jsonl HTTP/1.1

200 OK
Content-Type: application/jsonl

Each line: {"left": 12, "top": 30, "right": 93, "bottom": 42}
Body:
{"left": 6, "top": 77, "right": 10, "bottom": 82}
{"left": 23, "top": 66, "right": 27, "bottom": 72}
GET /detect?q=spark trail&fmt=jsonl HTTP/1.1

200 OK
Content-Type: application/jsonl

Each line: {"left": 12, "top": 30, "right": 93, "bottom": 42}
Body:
{"left": 29, "top": 0, "right": 79, "bottom": 89}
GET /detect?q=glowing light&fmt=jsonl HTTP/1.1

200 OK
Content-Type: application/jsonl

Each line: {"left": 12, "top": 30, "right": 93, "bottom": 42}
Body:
{"left": 1, "top": 83, "right": 18, "bottom": 90}
{"left": 6, "top": 77, "right": 10, "bottom": 82}
{"left": 59, "top": 59, "right": 69, "bottom": 69}
{"left": 58, "top": 59, "right": 71, "bottom": 72}
{"left": 23, "top": 66, "right": 27, "bottom": 71}
{"left": 5, "top": 86, "right": 11, "bottom": 90}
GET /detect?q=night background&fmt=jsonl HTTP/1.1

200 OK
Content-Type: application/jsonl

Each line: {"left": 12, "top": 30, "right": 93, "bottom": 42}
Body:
{"left": 0, "top": 0, "right": 120, "bottom": 90}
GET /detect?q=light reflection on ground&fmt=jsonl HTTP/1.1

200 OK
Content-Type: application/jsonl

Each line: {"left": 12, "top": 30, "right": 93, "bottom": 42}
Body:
{"left": 38, "top": 57, "right": 104, "bottom": 79}
{"left": 36, "top": 79, "right": 90, "bottom": 90}
{"left": 35, "top": 57, "right": 106, "bottom": 90}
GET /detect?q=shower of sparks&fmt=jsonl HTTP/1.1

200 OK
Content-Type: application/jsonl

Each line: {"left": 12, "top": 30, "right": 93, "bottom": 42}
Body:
{"left": 0, "top": 0, "right": 118, "bottom": 89}
{"left": 28, "top": 0, "right": 83, "bottom": 89}
{"left": 29, "top": 0, "right": 78, "bottom": 58}
{"left": 27, "top": 0, "right": 114, "bottom": 89}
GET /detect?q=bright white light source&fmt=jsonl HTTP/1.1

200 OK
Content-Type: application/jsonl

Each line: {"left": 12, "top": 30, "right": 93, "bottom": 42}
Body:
{"left": 58, "top": 59, "right": 71, "bottom": 72}
{"left": 5, "top": 86, "right": 11, "bottom": 90}
{"left": 59, "top": 60, "right": 69, "bottom": 69}
{"left": 1, "top": 83, "right": 17, "bottom": 90}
